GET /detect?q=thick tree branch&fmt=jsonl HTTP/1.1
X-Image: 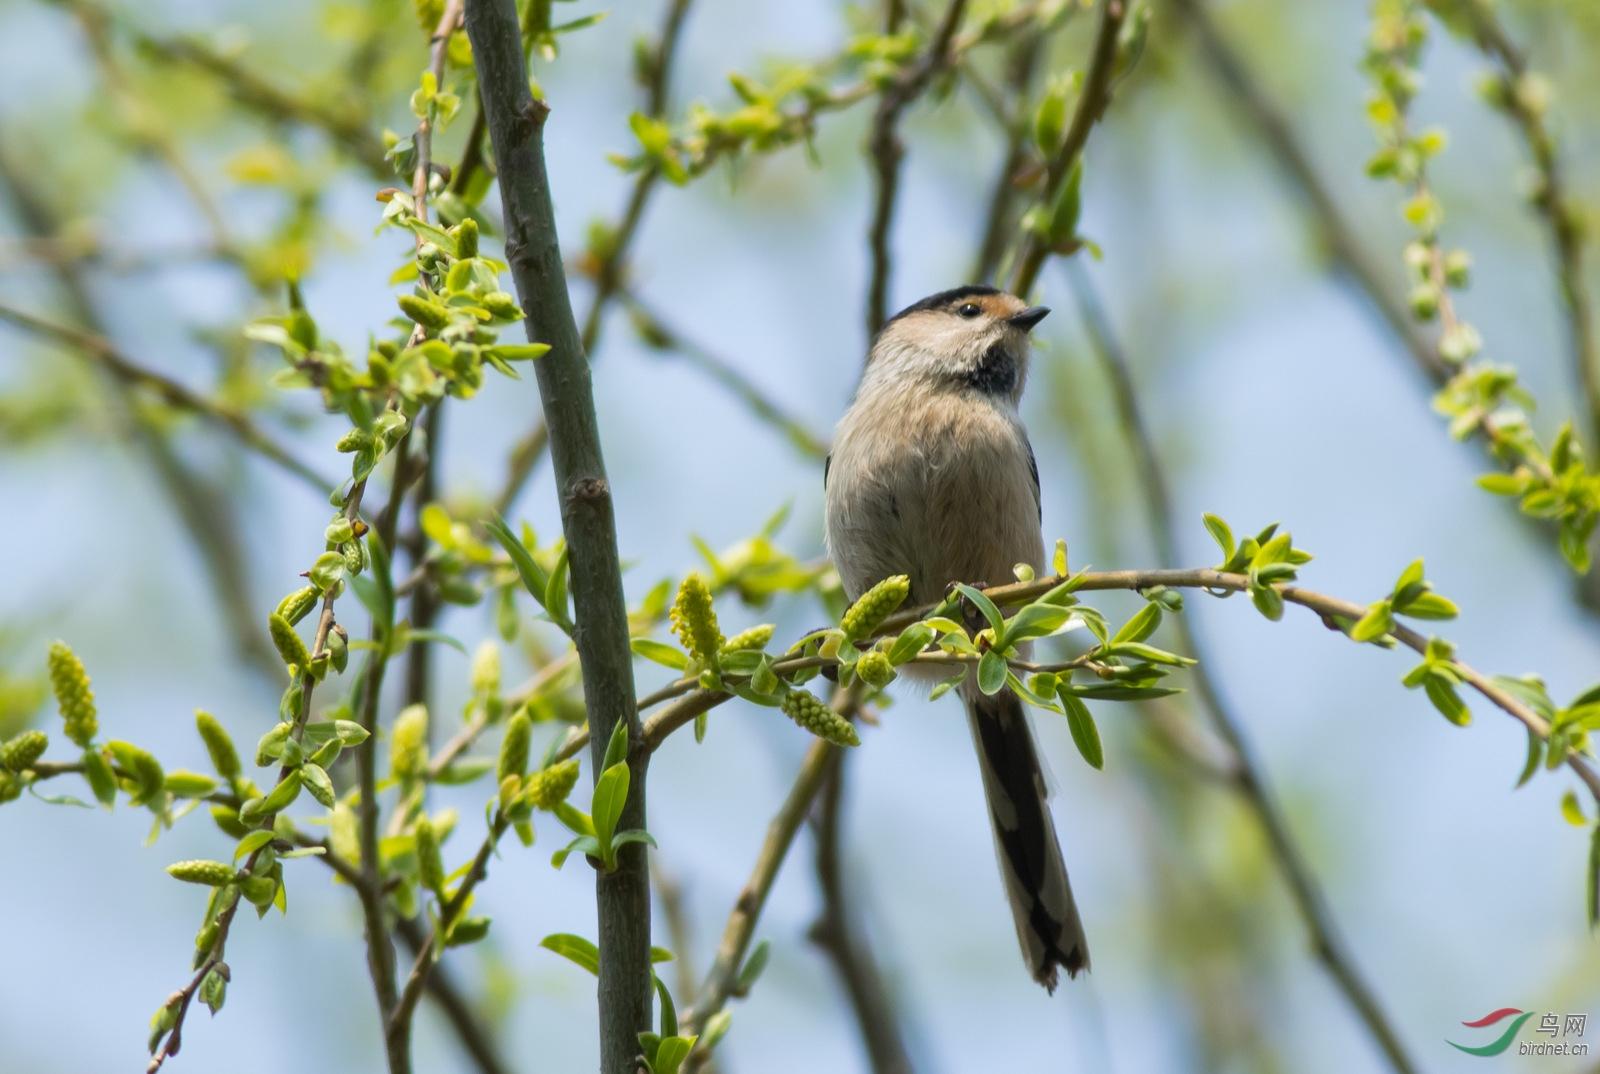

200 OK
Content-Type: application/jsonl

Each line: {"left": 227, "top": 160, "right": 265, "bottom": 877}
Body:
{"left": 466, "top": 4, "right": 649, "bottom": 1072}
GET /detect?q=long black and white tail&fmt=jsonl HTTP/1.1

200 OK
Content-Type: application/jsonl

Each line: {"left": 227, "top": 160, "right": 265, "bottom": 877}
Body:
{"left": 965, "top": 689, "right": 1089, "bottom": 991}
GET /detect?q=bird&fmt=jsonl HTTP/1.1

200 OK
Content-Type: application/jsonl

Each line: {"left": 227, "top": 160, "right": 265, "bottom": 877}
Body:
{"left": 823, "top": 284, "right": 1088, "bottom": 991}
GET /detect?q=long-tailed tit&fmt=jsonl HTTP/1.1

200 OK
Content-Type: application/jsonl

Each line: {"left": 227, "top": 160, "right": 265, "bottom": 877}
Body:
{"left": 824, "top": 285, "right": 1088, "bottom": 990}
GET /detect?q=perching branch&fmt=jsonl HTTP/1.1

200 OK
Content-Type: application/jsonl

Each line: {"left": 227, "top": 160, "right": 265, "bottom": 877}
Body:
{"left": 466, "top": 4, "right": 650, "bottom": 1073}
{"left": 0, "top": 301, "right": 331, "bottom": 494}
{"left": 1065, "top": 260, "right": 1421, "bottom": 1074}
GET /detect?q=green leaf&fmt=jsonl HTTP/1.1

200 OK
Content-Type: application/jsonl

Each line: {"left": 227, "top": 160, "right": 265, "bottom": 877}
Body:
{"left": 551, "top": 834, "right": 601, "bottom": 870}
{"left": 1098, "top": 642, "right": 1193, "bottom": 666}
{"left": 886, "top": 623, "right": 936, "bottom": 665}
{"left": 1001, "top": 603, "right": 1078, "bottom": 648}
{"left": 1516, "top": 727, "right": 1542, "bottom": 788}
{"left": 487, "top": 518, "right": 550, "bottom": 610}
{"left": 977, "top": 650, "right": 1008, "bottom": 696}
{"left": 603, "top": 720, "right": 629, "bottom": 774}
{"left": 735, "top": 940, "right": 770, "bottom": 992}
{"left": 1396, "top": 592, "right": 1459, "bottom": 620}
{"left": 234, "top": 830, "right": 276, "bottom": 860}
{"left": 1349, "top": 601, "right": 1394, "bottom": 643}
{"left": 1058, "top": 693, "right": 1104, "bottom": 770}
{"left": 1064, "top": 683, "right": 1184, "bottom": 701}
{"left": 928, "top": 668, "right": 967, "bottom": 701}
{"left": 953, "top": 585, "right": 1005, "bottom": 636}
{"left": 83, "top": 748, "right": 117, "bottom": 807}
{"left": 592, "top": 763, "right": 630, "bottom": 851}
{"left": 541, "top": 933, "right": 600, "bottom": 975}
{"left": 1423, "top": 675, "right": 1470, "bottom": 726}
{"left": 1203, "top": 513, "right": 1234, "bottom": 561}
{"left": 1562, "top": 789, "right": 1587, "bottom": 826}
{"left": 1249, "top": 581, "right": 1284, "bottom": 621}
{"left": 1111, "top": 602, "right": 1162, "bottom": 646}
{"left": 631, "top": 639, "right": 689, "bottom": 670}
{"left": 402, "top": 629, "right": 468, "bottom": 654}
{"left": 655, "top": 1037, "right": 696, "bottom": 1074}
{"left": 653, "top": 971, "right": 679, "bottom": 1038}
{"left": 545, "top": 546, "right": 572, "bottom": 632}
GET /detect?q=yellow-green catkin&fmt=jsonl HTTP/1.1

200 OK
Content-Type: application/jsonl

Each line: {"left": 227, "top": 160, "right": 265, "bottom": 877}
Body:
{"left": 390, "top": 704, "right": 429, "bottom": 781}
{"left": 268, "top": 614, "right": 310, "bottom": 671}
{"left": 398, "top": 294, "right": 450, "bottom": 331}
{"left": 523, "top": 758, "right": 581, "bottom": 811}
{"left": 275, "top": 585, "right": 319, "bottom": 626}
{"left": 497, "top": 711, "right": 532, "bottom": 784}
{"left": 670, "top": 573, "right": 724, "bottom": 665}
{"left": 856, "top": 651, "right": 895, "bottom": 689}
{"left": 0, "top": 730, "right": 47, "bottom": 773}
{"left": 415, "top": 816, "right": 445, "bottom": 896}
{"left": 780, "top": 690, "right": 861, "bottom": 748}
{"left": 472, "top": 640, "right": 501, "bottom": 697}
{"left": 840, "top": 575, "right": 910, "bottom": 640}
{"left": 722, "top": 624, "right": 774, "bottom": 653}
{"left": 167, "top": 860, "right": 236, "bottom": 886}
{"left": 0, "top": 773, "right": 20, "bottom": 804}
{"left": 195, "top": 710, "right": 240, "bottom": 780}
{"left": 47, "top": 641, "right": 97, "bottom": 748}
{"left": 454, "top": 217, "right": 479, "bottom": 259}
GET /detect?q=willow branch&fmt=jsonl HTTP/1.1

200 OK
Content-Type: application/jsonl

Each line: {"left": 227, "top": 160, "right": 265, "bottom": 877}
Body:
{"left": 970, "top": 36, "right": 1043, "bottom": 284}
{"left": 1066, "top": 260, "right": 1420, "bottom": 1074}
{"left": 493, "top": 0, "right": 695, "bottom": 516}
{"left": 467, "top": 2, "right": 649, "bottom": 1069}
{"left": 0, "top": 136, "right": 276, "bottom": 676}
{"left": 809, "top": 748, "right": 914, "bottom": 1074}
{"left": 680, "top": 713, "right": 852, "bottom": 1057}
{"left": 619, "top": 292, "right": 831, "bottom": 461}
{"left": 865, "top": 0, "right": 971, "bottom": 337}
{"left": 1448, "top": 0, "right": 1598, "bottom": 450}
{"left": 1007, "top": 0, "right": 1127, "bottom": 297}
{"left": 0, "top": 301, "right": 331, "bottom": 493}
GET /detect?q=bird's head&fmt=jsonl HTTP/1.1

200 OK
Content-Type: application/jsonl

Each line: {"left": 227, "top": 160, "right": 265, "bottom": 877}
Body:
{"left": 865, "top": 285, "right": 1049, "bottom": 404}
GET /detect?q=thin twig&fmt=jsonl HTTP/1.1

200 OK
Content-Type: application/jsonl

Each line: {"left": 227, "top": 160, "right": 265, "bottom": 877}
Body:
{"left": 1065, "top": 260, "right": 1421, "bottom": 1074}
{"left": 0, "top": 301, "right": 331, "bottom": 493}
{"left": 808, "top": 748, "right": 914, "bottom": 1074}
{"left": 1008, "top": 0, "right": 1128, "bottom": 298}
{"left": 619, "top": 292, "right": 831, "bottom": 461}
{"left": 864, "top": 0, "right": 971, "bottom": 338}
{"left": 970, "top": 35, "right": 1043, "bottom": 284}
{"left": 1448, "top": 0, "right": 1598, "bottom": 451}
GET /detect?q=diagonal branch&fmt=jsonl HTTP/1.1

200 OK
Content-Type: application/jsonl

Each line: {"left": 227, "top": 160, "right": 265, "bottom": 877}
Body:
{"left": 1065, "top": 259, "right": 1421, "bottom": 1074}
{"left": 0, "top": 301, "right": 331, "bottom": 493}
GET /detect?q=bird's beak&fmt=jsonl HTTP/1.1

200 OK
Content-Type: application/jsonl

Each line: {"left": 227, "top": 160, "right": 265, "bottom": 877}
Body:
{"left": 1008, "top": 306, "right": 1050, "bottom": 332}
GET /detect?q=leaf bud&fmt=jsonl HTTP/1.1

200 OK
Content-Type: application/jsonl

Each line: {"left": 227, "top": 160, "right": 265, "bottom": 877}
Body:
{"left": 211, "top": 804, "right": 252, "bottom": 839}
{"left": 195, "top": 710, "right": 241, "bottom": 779}
{"left": 335, "top": 428, "right": 371, "bottom": 453}
{"left": 239, "top": 875, "right": 277, "bottom": 907}
{"left": 482, "top": 291, "right": 522, "bottom": 320}
{"left": 268, "top": 614, "right": 310, "bottom": 671}
{"left": 47, "top": 641, "right": 97, "bottom": 747}
{"left": 840, "top": 575, "right": 910, "bottom": 640}
{"left": 498, "top": 710, "right": 532, "bottom": 784}
{"left": 453, "top": 217, "right": 479, "bottom": 258}
{"left": 415, "top": 816, "right": 446, "bottom": 896}
{"left": 522, "top": 758, "right": 581, "bottom": 811}
{"left": 721, "top": 625, "right": 774, "bottom": 653}
{"left": 446, "top": 916, "right": 491, "bottom": 947}
{"left": 325, "top": 518, "right": 355, "bottom": 545}
{"left": 309, "top": 551, "right": 346, "bottom": 591}
{"left": 398, "top": 293, "right": 450, "bottom": 331}
{"left": 780, "top": 689, "right": 860, "bottom": 747}
{"left": 390, "top": 704, "right": 429, "bottom": 780}
{"left": 299, "top": 763, "right": 336, "bottom": 808}
{"left": 166, "top": 859, "right": 237, "bottom": 886}
{"left": 856, "top": 651, "right": 895, "bottom": 689}
{"left": 0, "top": 730, "right": 47, "bottom": 773}
{"left": 256, "top": 722, "right": 292, "bottom": 767}
{"left": 1408, "top": 283, "right": 1439, "bottom": 320}
{"left": 163, "top": 770, "right": 219, "bottom": 797}
{"left": 328, "top": 626, "right": 349, "bottom": 674}
{"left": 275, "top": 586, "right": 320, "bottom": 626}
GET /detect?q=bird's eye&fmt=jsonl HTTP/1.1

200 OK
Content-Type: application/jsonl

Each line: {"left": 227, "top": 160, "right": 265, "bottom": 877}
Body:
{"left": 957, "top": 303, "right": 982, "bottom": 319}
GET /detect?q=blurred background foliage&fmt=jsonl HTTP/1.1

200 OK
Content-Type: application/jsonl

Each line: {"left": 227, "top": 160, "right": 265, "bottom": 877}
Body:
{"left": 2, "top": 0, "right": 1600, "bottom": 1071}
